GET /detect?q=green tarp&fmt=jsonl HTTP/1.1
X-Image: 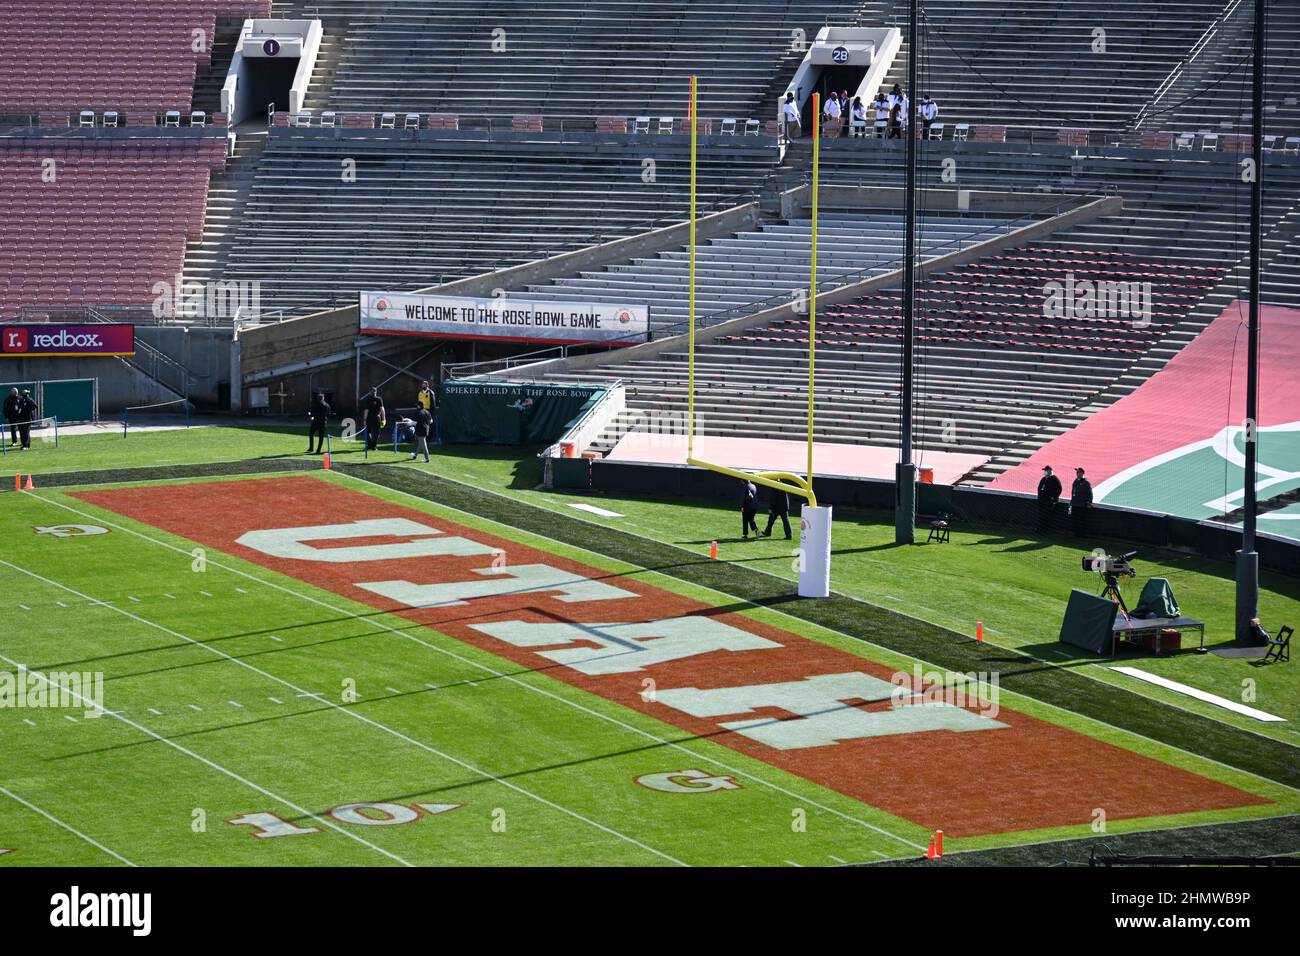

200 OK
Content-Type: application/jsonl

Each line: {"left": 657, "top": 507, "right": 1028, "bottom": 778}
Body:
{"left": 1058, "top": 588, "right": 1119, "bottom": 655}
{"left": 440, "top": 380, "right": 605, "bottom": 445}
{"left": 1132, "top": 577, "right": 1180, "bottom": 619}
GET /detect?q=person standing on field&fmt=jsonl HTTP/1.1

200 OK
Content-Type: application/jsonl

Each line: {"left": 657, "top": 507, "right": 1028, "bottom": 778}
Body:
{"left": 16, "top": 388, "right": 36, "bottom": 450}
{"left": 762, "top": 485, "right": 792, "bottom": 539}
{"left": 360, "top": 387, "right": 385, "bottom": 451}
{"left": 307, "top": 391, "right": 330, "bottom": 454}
{"left": 1071, "top": 467, "right": 1094, "bottom": 537}
{"left": 2, "top": 387, "right": 19, "bottom": 447}
{"left": 740, "top": 479, "right": 760, "bottom": 539}
{"left": 410, "top": 404, "right": 432, "bottom": 463}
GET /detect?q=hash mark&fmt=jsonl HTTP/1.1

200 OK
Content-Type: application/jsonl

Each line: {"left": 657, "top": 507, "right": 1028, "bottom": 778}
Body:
{"left": 269, "top": 635, "right": 283, "bottom": 642}
{"left": 63, "top": 715, "right": 77, "bottom": 723}
{"left": 127, "top": 596, "right": 141, "bottom": 603}
{"left": 55, "top": 601, "right": 67, "bottom": 608}
{"left": 18, "top": 604, "right": 29, "bottom": 611}
{"left": 785, "top": 860, "right": 803, "bottom": 867}
{"left": 186, "top": 704, "right": 202, "bottom": 712}
{"left": 234, "top": 587, "right": 248, "bottom": 594}
{"left": 267, "top": 697, "right": 283, "bottom": 705}
{"left": 872, "top": 851, "right": 888, "bottom": 858}
{"left": 147, "top": 708, "right": 162, "bottom": 716}
{"left": 829, "top": 855, "right": 847, "bottom": 864}
{"left": 385, "top": 687, "right": 402, "bottom": 695}
{"left": 163, "top": 594, "right": 176, "bottom": 600}
{"left": 227, "top": 700, "right": 243, "bottom": 708}
{"left": 200, "top": 591, "right": 213, "bottom": 598}
{"left": 22, "top": 718, "right": 35, "bottom": 727}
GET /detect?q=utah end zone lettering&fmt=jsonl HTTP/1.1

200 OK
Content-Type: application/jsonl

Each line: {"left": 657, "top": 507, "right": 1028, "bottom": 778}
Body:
{"left": 235, "top": 518, "right": 1006, "bottom": 751}
{"left": 74, "top": 477, "right": 1270, "bottom": 837}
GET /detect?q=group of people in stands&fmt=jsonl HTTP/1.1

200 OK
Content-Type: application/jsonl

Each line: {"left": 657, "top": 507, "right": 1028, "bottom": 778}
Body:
{"left": 780, "top": 85, "right": 939, "bottom": 142}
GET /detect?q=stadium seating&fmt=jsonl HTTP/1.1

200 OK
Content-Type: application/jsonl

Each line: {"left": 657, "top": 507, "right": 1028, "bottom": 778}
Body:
{"left": 0, "top": 134, "right": 227, "bottom": 317}
{"left": 279, "top": 0, "right": 836, "bottom": 120}
{"left": 524, "top": 213, "right": 1019, "bottom": 336}
{"left": 0, "top": 1, "right": 271, "bottom": 117}
{"left": 216, "top": 128, "right": 774, "bottom": 317}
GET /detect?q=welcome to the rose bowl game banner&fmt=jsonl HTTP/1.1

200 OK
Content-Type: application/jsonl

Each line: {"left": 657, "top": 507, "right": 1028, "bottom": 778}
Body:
{"left": 359, "top": 291, "right": 649, "bottom": 346}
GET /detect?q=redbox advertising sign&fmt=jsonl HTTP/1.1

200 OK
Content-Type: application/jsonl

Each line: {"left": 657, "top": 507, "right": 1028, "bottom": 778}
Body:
{"left": 0, "top": 324, "right": 136, "bottom": 358}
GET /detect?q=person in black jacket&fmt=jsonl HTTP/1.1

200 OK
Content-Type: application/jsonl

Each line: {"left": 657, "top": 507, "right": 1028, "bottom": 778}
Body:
{"left": 307, "top": 392, "right": 330, "bottom": 454}
{"left": 1036, "top": 465, "right": 1062, "bottom": 532}
{"left": 762, "top": 485, "right": 792, "bottom": 539}
{"left": 1070, "top": 467, "right": 1094, "bottom": 537}
{"left": 410, "top": 405, "right": 432, "bottom": 463}
{"left": 359, "top": 387, "right": 385, "bottom": 451}
{"left": 15, "top": 389, "right": 36, "bottom": 450}
{"left": 2, "top": 387, "right": 18, "bottom": 447}
{"left": 740, "top": 480, "right": 759, "bottom": 540}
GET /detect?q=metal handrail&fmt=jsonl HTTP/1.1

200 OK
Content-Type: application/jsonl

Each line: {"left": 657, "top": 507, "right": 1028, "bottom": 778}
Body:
{"left": 1132, "top": 0, "right": 1245, "bottom": 130}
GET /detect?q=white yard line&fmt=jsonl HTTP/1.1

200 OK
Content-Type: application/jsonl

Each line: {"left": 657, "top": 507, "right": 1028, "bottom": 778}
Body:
{"left": 0, "top": 783, "right": 136, "bottom": 866}
{"left": 31, "top": 485, "right": 924, "bottom": 853}
{"left": 0, "top": 552, "right": 683, "bottom": 867}
{"left": 1111, "top": 667, "right": 1287, "bottom": 722}
{"left": 0, "top": 646, "right": 407, "bottom": 867}
{"left": 567, "top": 503, "right": 624, "bottom": 518}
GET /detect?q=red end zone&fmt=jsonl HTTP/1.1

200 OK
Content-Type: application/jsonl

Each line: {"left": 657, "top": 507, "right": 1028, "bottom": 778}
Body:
{"left": 74, "top": 476, "right": 1269, "bottom": 837}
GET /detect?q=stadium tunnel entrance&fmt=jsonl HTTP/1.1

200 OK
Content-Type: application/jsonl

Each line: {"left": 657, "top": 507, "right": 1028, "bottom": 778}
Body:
{"left": 244, "top": 57, "right": 298, "bottom": 122}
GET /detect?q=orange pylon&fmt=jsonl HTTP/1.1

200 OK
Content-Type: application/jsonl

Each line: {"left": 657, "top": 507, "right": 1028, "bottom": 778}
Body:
{"left": 976, "top": 621, "right": 984, "bottom": 642}
{"left": 935, "top": 830, "right": 944, "bottom": 857}
{"left": 925, "top": 833, "right": 938, "bottom": 859}
{"left": 709, "top": 540, "right": 718, "bottom": 560}
{"left": 322, "top": 452, "right": 331, "bottom": 470}
{"left": 23, "top": 474, "right": 35, "bottom": 490}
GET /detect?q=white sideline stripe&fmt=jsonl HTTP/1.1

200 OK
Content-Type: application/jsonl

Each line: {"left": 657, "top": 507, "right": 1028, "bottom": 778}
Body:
{"left": 0, "top": 784, "right": 135, "bottom": 866}
{"left": 567, "top": 503, "right": 624, "bottom": 518}
{"left": 1111, "top": 667, "right": 1287, "bottom": 722}
{"left": 0, "top": 650, "right": 408, "bottom": 867}
{"left": 29, "top": 484, "right": 924, "bottom": 853}
{"left": 0, "top": 551, "right": 681, "bottom": 867}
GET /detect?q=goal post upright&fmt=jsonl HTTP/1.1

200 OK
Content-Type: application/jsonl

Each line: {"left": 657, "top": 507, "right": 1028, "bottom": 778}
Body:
{"left": 682, "top": 79, "right": 831, "bottom": 597}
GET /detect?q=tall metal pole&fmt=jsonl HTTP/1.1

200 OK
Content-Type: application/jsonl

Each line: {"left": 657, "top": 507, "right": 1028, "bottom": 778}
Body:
{"left": 894, "top": 0, "right": 919, "bottom": 544}
{"left": 1236, "top": 0, "right": 1265, "bottom": 637}
{"left": 808, "top": 92, "right": 820, "bottom": 489}
{"left": 687, "top": 75, "right": 697, "bottom": 462}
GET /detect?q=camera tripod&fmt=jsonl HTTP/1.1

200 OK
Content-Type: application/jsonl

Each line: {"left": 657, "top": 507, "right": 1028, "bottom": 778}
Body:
{"left": 1100, "top": 572, "right": 1131, "bottom": 616}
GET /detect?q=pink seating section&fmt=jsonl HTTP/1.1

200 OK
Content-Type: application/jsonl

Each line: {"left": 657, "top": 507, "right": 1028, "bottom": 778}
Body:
{"left": 0, "top": 1, "right": 272, "bottom": 114}
{"left": 728, "top": 248, "right": 1220, "bottom": 356}
{"left": 0, "top": 136, "right": 227, "bottom": 316}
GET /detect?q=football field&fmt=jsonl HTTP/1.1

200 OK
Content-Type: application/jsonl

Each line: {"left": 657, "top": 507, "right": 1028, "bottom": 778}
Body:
{"left": 2, "top": 467, "right": 1298, "bottom": 867}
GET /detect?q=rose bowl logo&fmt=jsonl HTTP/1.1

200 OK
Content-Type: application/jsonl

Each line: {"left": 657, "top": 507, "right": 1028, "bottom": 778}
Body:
{"left": 373, "top": 298, "right": 391, "bottom": 313}
{"left": 615, "top": 308, "right": 632, "bottom": 324}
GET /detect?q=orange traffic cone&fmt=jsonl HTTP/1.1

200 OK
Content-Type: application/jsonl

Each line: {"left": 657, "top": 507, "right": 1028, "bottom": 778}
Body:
{"left": 23, "top": 474, "right": 34, "bottom": 490}
{"left": 322, "top": 452, "right": 331, "bottom": 471}
{"left": 975, "top": 621, "right": 984, "bottom": 643}
{"left": 709, "top": 540, "right": 718, "bottom": 560}
{"left": 925, "top": 833, "right": 938, "bottom": 859}
{"left": 935, "top": 830, "right": 944, "bottom": 857}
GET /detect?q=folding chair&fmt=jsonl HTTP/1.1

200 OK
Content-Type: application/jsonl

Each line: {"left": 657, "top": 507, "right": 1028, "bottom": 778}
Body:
{"left": 79, "top": 110, "right": 96, "bottom": 127}
{"left": 295, "top": 110, "right": 312, "bottom": 127}
{"left": 1263, "top": 625, "right": 1291, "bottom": 663}
{"left": 743, "top": 118, "right": 760, "bottom": 135}
{"left": 928, "top": 122, "right": 944, "bottom": 140}
{"left": 657, "top": 116, "right": 674, "bottom": 134}
{"left": 634, "top": 115, "right": 650, "bottom": 134}
{"left": 320, "top": 111, "right": 337, "bottom": 128}
{"left": 404, "top": 112, "right": 420, "bottom": 130}
{"left": 379, "top": 112, "right": 396, "bottom": 129}
{"left": 952, "top": 123, "right": 969, "bottom": 142}
{"left": 720, "top": 117, "right": 737, "bottom": 135}
{"left": 190, "top": 110, "right": 206, "bottom": 127}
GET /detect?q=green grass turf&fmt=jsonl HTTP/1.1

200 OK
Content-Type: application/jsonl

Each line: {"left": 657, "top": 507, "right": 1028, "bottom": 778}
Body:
{"left": 0, "top": 422, "right": 373, "bottom": 477}
{"left": 3, "top": 471, "right": 1297, "bottom": 866}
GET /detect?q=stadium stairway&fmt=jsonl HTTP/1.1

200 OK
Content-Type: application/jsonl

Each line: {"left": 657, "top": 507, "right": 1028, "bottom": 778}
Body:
{"left": 182, "top": 126, "right": 270, "bottom": 294}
